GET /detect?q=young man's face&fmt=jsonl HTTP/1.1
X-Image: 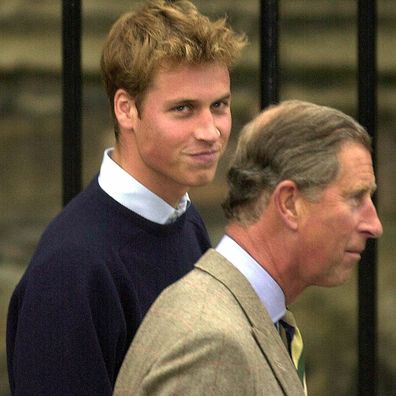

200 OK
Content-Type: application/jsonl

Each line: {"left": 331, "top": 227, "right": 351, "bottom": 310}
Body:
{"left": 296, "top": 142, "right": 383, "bottom": 288}
{"left": 124, "top": 62, "right": 231, "bottom": 205}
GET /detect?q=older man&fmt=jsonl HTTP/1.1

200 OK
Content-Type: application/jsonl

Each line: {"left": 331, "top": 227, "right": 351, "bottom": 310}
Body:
{"left": 114, "top": 100, "right": 382, "bottom": 395}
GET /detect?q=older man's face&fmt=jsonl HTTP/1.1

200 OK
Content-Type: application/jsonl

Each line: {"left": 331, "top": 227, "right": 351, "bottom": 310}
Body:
{"left": 296, "top": 142, "right": 383, "bottom": 287}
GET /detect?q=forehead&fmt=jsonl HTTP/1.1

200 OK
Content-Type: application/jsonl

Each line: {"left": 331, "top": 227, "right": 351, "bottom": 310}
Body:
{"left": 151, "top": 62, "right": 230, "bottom": 90}
{"left": 333, "top": 142, "right": 376, "bottom": 193}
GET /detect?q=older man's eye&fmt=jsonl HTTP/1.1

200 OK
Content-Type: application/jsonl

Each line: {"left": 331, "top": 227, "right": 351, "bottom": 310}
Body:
{"left": 350, "top": 191, "right": 366, "bottom": 207}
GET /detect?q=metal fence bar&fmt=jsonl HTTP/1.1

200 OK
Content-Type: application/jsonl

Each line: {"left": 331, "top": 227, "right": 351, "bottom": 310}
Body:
{"left": 260, "top": 0, "right": 279, "bottom": 109}
{"left": 62, "top": 0, "right": 82, "bottom": 206}
{"left": 357, "top": 1, "right": 378, "bottom": 395}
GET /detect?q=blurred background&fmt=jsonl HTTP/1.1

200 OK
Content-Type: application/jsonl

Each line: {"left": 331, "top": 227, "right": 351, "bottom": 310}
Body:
{"left": 0, "top": 0, "right": 395, "bottom": 394}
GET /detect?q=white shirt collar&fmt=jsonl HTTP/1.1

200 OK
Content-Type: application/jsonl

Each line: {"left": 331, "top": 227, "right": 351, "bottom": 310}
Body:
{"left": 216, "top": 235, "right": 286, "bottom": 323}
{"left": 98, "top": 148, "right": 190, "bottom": 224}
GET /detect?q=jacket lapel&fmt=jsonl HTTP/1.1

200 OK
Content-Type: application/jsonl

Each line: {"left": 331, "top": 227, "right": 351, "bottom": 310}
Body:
{"left": 196, "top": 249, "right": 305, "bottom": 395}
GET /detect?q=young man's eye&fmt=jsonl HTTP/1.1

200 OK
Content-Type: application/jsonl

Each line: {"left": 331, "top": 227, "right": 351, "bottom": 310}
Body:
{"left": 173, "top": 105, "right": 188, "bottom": 112}
{"left": 212, "top": 101, "right": 229, "bottom": 110}
{"left": 170, "top": 105, "right": 194, "bottom": 117}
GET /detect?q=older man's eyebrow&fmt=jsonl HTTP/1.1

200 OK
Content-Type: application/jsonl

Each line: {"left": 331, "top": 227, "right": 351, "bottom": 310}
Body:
{"left": 355, "top": 182, "right": 378, "bottom": 197}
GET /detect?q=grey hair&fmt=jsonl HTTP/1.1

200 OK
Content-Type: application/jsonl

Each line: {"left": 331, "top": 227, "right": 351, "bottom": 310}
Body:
{"left": 222, "top": 100, "right": 372, "bottom": 224}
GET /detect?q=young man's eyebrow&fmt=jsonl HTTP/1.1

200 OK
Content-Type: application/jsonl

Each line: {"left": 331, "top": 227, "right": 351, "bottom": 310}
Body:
{"left": 167, "top": 93, "right": 231, "bottom": 106}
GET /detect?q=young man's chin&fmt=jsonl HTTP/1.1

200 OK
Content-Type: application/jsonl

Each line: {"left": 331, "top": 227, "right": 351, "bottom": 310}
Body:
{"left": 191, "top": 171, "right": 218, "bottom": 187}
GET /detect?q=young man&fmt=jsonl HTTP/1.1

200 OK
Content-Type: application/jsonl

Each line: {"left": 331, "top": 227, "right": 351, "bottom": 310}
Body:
{"left": 113, "top": 100, "right": 383, "bottom": 395}
{"left": 6, "top": 1, "right": 247, "bottom": 394}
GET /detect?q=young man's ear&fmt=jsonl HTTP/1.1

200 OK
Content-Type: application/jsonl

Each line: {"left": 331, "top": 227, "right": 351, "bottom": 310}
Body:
{"left": 114, "top": 89, "right": 138, "bottom": 132}
{"left": 273, "top": 180, "right": 300, "bottom": 231}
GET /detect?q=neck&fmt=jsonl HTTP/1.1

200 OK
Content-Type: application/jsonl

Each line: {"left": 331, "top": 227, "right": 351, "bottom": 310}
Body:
{"left": 225, "top": 221, "right": 305, "bottom": 305}
{"left": 226, "top": 222, "right": 278, "bottom": 277}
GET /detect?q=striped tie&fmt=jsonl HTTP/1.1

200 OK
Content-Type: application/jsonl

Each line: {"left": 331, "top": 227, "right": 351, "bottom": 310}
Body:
{"left": 279, "top": 310, "right": 307, "bottom": 394}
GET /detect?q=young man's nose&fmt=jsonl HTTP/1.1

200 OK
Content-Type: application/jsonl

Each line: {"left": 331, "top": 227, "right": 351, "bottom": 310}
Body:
{"left": 194, "top": 111, "right": 220, "bottom": 142}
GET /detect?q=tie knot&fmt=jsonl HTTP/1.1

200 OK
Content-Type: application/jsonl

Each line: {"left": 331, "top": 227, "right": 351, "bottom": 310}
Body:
{"left": 279, "top": 310, "right": 297, "bottom": 343}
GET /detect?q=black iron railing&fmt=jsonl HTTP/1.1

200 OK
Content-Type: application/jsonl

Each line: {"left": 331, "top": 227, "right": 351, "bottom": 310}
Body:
{"left": 62, "top": 0, "right": 82, "bottom": 206}
{"left": 357, "top": 1, "right": 378, "bottom": 395}
{"left": 260, "top": 0, "right": 279, "bottom": 108}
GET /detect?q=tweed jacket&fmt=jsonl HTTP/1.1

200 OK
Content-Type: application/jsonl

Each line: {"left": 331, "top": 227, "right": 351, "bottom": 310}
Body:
{"left": 114, "top": 249, "right": 305, "bottom": 395}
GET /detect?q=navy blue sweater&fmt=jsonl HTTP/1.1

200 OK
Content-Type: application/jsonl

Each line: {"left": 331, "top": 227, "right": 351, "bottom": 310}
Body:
{"left": 7, "top": 177, "right": 211, "bottom": 395}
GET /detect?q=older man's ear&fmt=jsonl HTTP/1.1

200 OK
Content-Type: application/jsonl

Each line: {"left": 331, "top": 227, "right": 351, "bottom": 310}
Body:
{"left": 273, "top": 180, "right": 303, "bottom": 231}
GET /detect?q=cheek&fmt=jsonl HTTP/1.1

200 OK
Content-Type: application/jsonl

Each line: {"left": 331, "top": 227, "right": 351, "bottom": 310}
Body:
{"left": 298, "top": 212, "right": 358, "bottom": 284}
{"left": 299, "top": 217, "right": 341, "bottom": 259}
{"left": 137, "top": 119, "right": 181, "bottom": 152}
{"left": 142, "top": 140, "right": 176, "bottom": 166}
{"left": 303, "top": 222, "right": 352, "bottom": 274}
{"left": 223, "top": 127, "right": 231, "bottom": 146}
{"left": 219, "top": 115, "right": 232, "bottom": 137}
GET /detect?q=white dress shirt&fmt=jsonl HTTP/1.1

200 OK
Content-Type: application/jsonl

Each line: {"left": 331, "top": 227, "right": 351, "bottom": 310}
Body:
{"left": 98, "top": 148, "right": 190, "bottom": 224}
{"left": 216, "top": 235, "right": 286, "bottom": 323}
